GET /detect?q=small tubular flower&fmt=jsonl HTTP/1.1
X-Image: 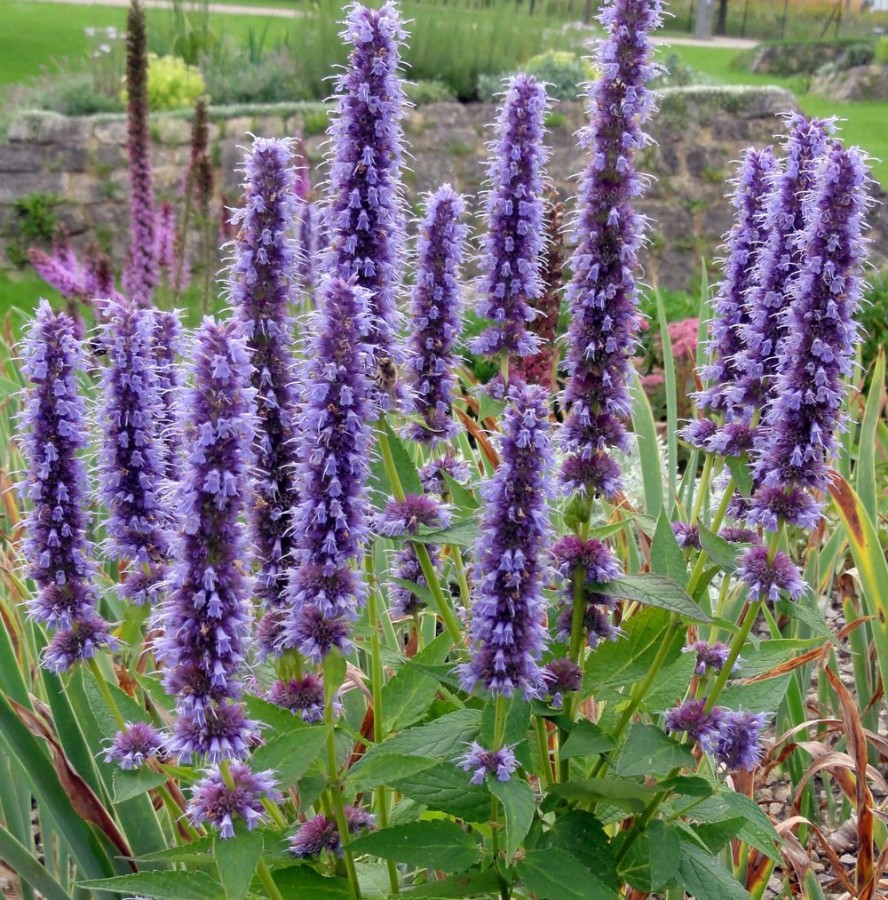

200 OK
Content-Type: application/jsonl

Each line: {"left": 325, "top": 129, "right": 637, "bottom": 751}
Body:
{"left": 460, "top": 383, "right": 553, "bottom": 698}
{"left": 228, "top": 137, "right": 303, "bottom": 649}
{"left": 737, "top": 545, "right": 806, "bottom": 603}
{"left": 325, "top": 2, "right": 408, "bottom": 409}
{"left": 156, "top": 318, "right": 257, "bottom": 761}
{"left": 289, "top": 805, "right": 374, "bottom": 858}
{"left": 268, "top": 674, "right": 336, "bottom": 724}
{"left": 686, "top": 640, "right": 738, "bottom": 676}
{"left": 405, "top": 185, "right": 467, "bottom": 444}
{"left": 151, "top": 310, "right": 184, "bottom": 483}
{"left": 104, "top": 722, "right": 166, "bottom": 770}
{"left": 19, "top": 301, "right": 112, "bottom": 671}
{"left": 472, "top": 74, "right": 549, "bottom": 359}
{"left": 560, "top": 0, "right": 662, "bottom": 497}
{"left": 714, "top": 709, "right": 767, "bottom": 771}
{"left": 283, "top": 278, "right": 374, "bottom": 660}
{"left": 188, "top": 763, "right": 280, "bottom": 839}
{"left": 458, "top": 742, "right": 517, "bottom": 785}
{"left": 664, "top": 699, "right": 724, "bottom": 752}
{"left": 97, "top": 300, "right": 172, "bottom": 605}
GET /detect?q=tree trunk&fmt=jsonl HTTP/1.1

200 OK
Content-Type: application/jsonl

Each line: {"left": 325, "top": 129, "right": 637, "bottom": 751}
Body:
{"left": 715, "top": 0, "right": 729, "bottom": 34}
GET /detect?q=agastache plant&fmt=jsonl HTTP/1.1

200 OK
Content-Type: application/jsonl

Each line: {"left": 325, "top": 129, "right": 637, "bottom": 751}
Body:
{"left": 325, "top": 2, "right": 408, "bottom": 410}
{"left": 228, "top": 137, "right": 303, "bottom": 653}
{"left": 19, "top": 301, "right": 112, "bottom": 672}
{"left": 560, "top": 0, "right": 662, "bottom": 498}
{"left": 405, "top": 185, "right": 467, "bottom": 444}
{"left": 152, "top": 309, "right": 184, "bottom": 483}
{"left": 157, "top": 318, "right": 257, "bottom": 763}
{"left": 97, "top": 300, "right": 172, "bottom": 605}
{"left": 121, "top": 0, "right": 157, "bottom": 306}
{"left": 472, "top": 73, "right": 549, "bottom": 363}
{"left": 282, "top": 278, "right": 374, "bottom": 660}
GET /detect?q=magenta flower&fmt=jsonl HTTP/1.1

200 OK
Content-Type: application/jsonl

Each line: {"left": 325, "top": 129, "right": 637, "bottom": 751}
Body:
{"left": 472, "top": 74, "right": 549, "bottom": 359}
{"left": 188, "top": 763, "right": 280, "bottom": 839}
{"left": 560, "top": 0, "right": 662, "bottom": 497}
{"left": 405, "top": 185, "right": 467, "bottom": 444}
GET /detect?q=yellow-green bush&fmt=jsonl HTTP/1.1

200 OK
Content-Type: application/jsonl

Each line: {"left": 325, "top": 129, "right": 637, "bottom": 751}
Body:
{"left": 122, "top": 54, "right": 206, "bottom": 111}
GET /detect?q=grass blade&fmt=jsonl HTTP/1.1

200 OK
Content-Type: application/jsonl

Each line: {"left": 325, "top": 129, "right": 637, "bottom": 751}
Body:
{"left": 856, "top": 346, "right": 885, "bottom": 523}
{"left": 0, "top": 822, "right": 71, "bottom": 900}
{"left": 630, "top": 369, "right": 664, "bottom": 521}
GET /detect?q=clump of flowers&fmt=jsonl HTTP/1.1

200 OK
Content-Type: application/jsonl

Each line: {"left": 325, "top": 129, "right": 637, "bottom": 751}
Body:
{"left": 458, "top": 742, "right": 518, "bottom": 785}
{"left": 290, "top": 805, "right": 374, "bottom": 858}
{"left": 188, "top": 763, "right": 280, "bottom": 838}
{"left": 104, "top": 722, "right": 166, "bottom": 770}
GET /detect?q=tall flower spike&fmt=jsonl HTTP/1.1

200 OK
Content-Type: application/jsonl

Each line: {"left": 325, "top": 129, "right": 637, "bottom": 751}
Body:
{"left": 472, "top": 74, "right": 549, "bottom": 360}
{"left": 19, "top": 301, "right": 112, "bottom": 671}
{"left": 152, "top": 310, "right": 184, "bottom": 484}
{"left": 283, "top": 278, "right": 374, "bottom": 660}
{"left": 97, "top": 300, "right": 172, "bottom": 605}
{"left": 325, "top": 2, "right": 408, "bottom": 410}
{"left": 156, "top": 318, "right": 257, "bottom": 762}
{"left": 405, "top": 185, "right": 467, "bottom": 444}
{"left": 692, "top": 147, "right": 778, "bottom": 426}
{"left": 731, "top": 114, "right": 831, "bottom": 414}
{"left": 460, "top": 383, "right": 553, "bottom": 698}
{"left": 121, "top": 0, "right": 157, "bottom": 306}
{"left": 752, "top": 142, "right": 870, "bottom": 518}
{"left": 228, "top": 137, "right": 303, "bottom": 652}
{"left": 560, "top": 0, "right": 662, "bottom": 498}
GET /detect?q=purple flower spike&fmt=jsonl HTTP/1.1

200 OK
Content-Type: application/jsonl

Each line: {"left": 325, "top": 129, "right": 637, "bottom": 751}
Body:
{"left": 156, "top": 318, "right": 257, "bottom": 761}
{"left": 686, "top": 640, "right": 739, "bottom": 676}
{"left": 472, "top": 74, "right": 549, "bottom": 360}
{"left": 151, "top": 310, "right": 184, "bottom": 483}
{"left": 406, "top": 185, "right": 467, "bottom": 444}
{"left": 104, "top": 722, "right": 166, "bottom": 770}
{"left": 664, "top": 699, "right": 724, "bottom": 752}
{"left": 419, "top": 454, "right": 471, "bottom": 497}
{"left": 122, "top": 0, "right": 157, "bottom": 306}
{"left": 297, "top": 201, "right": 328, "bottom": 303}
{"left": 753, "top": 143, "right": 870, "bottom": 503}
{"left": 720, "top": 526, "right": 757, "bottom": 544}
{"left": 732, "top": 115, "right": 832, "bottom": 413}
{"left": 188, "top": 763, "right": 280, "bottom": 839}
{"left": 460, "top": 383, "right": 553, "bottom": 699}
{"left": 326, "top": 2, "right": 408, "bottom": 410}
{"left": 268, "top": 674, "right": 337, "bottom": 724}
{"left": 97, "top": 301, "right": 172, "bottom": 605}
{"left": 714, "top": 710, "right": 767, "bottom": 771}
{"left": 458, "top": 741, "right": 517, "bottom": 785}
{"left": 696, "top": 147, "right": 778, "bottom": 419}
{"left": 737, "top": 545, "right": 806, "bottom": 603}
{"left": 672, "top": 522, "right": 701, "bottom": 551}
{"left": 228, "top": 137, "right": 303, "bottom": 650}
{"left": 544, "top": 657, "right": 582, "bottom": 708}
{"left": 283, "top": 278, "right": 374, "bottom": 660}
{"left": 560, "top": 0, "right": 662, "bottom": 497}
{"left": 747, "top": 485, "right": 821, "bottom": 532}
{"left": 19, "top": 301, "right": 112, "bottom": 670}
{"left": 289, "top": 805, "right": 374, "bottom": 858}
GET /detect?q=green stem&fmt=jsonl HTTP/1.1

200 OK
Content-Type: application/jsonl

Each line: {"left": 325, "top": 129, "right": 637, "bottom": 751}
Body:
{"left": 558, "top": 566, "right": 588, "bottom": 782}
{"left": 262, "top": 797, "right": 288, "bottom": 832}
{"left": 535, "top": 718, "right": 553, "bottom": 788}
{"left": 686, "top": 476, "right": 735, "bottom": 599}
{"left": 453, "top": 547, "right": 471, "bottom": 609}
{"left": 87, "top": 658, "right": 126, "bottom": 730}
{"left": 325, "top": 701, "right": 362, "bottom": 899}
{"left": 257, "top": 859, "right": 285, "bottom": 900}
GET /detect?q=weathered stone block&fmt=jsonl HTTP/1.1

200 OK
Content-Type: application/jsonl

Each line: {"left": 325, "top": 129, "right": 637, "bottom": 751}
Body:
{"left": 94, "top": 120, "right": 128, "bottom": 145}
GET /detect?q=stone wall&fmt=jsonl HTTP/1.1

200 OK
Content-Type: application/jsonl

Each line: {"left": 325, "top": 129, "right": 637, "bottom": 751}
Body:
{"left": 4, "top": 85, "right": 877, "bottom": 292}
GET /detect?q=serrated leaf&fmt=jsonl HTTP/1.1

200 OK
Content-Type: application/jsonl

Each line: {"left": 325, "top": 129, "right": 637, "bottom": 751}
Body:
{"left": 273, "top": 866, "right": 352, "bottom": 898}
{"left": 478, "top": 392, "right": 507, "bottom": 421}
{"left": 481, "top": 697, "right": 531, "bottom": 748}
{"left": 489, "top": 778, "right": 534, "bottom": 860}
{"left": 550, "top": 811, "right": 618, "bottom": 890}
{"left": 651, "top": 512, "right": 687, "bottom": 583}
{"left": 251, "top": 725, "right": 328, "bottom": 786}
{"left": 547, "top": 778, "right": 656, "bottom": 813}
{"left": 593, "top": 575, "right": 711, "bottom": 622}
{"left": 413, "top": 519, "right": 478, "bottom": 548}
{"left": 688, "top": 791, "right": 780, "bottom": 861}
{"left": 643, "top": 651, "right": 697, "bottom": 712}
{"left": 376, "top": 418, "right": 423, "bottom": 496}
{"left": 618, "top": 820, "right": 680, "bottom": 892}
{"left": 736, "top": 639, "right": 821, "bottom": 679}
{"left": 613, "top": 724, "right": 695, "bottom": 778}
{"left": 518, "top": 848, "right": 618, "bottom": 900}
{"left": 677, "top": 841, "right": 752, "bottom": 900}
{"left": 351, "top": 820, "right": 480, "bottom": 873}
{"left": 660, "top": 775, "right": 715, "bottom": 798}
{"left": 726, "top": 455, "right": 754, "bottom": 497}
{"left": 720, "top": 675, "right": 790, "bottom": 713}
{"left": 559, "top": 721, "right": 615, "bottom": 759}
{"left": 401, "top": 868, "right": 502, "bottom": 897}
{"left": 698, "top": 525, "right": 740, "bottom": 570}
{"left": 215, "top": 830, "right": 263, "bottom": 900}
{"left": 79, "top": 872, "right": 222, "bottom": 899}
{"left": 360, "top": 709, "right": 482, "bottom": 763}
{"left": 777, "top": 598, "right": 838, "bottom": 645}
{"left": 383, "top": 632, "right": 453, "bottom": 733}
{"left": 442, "top": 473, "right": 479, "bottom": 512}
{"left": 111, "top": 768, "right": 167, "bottom": 804}
{"left": 693, "top": 817, "right": 745, "bottom": 854}
{"left": 243, "top": 695, "right": 309, "bottom": 737}
{"left": 347, "top": 753, "right": 439, "bottom": 792}
{"left": 393, "top": 764, "right": 490, "bottom": 822}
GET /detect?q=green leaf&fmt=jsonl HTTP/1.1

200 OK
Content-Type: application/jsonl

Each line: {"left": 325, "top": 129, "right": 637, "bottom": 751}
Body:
{"left": 324, "top": 649, "right": 347, "bottom": 702}
{"left": 593, "top": 574, "right": 711, "bottom": 622}
{"left": 857, "top": 346, "right": 884, "bottom": 521}
{"left": 376, "top": 418, "right": 423, "bottom": 496}
{"left": 360, "top": 709, "right": 482, "bottom": 762}
{"left": 412, "top": 519, "right": 478, "bottom": 548}
{"left": 550, "top": 811, "right": 617, "bottom": 890}
{"left": 243, "top": 694, "right": 310, "bottom": 736}
{"left": 383, "top": 633, "right": 452, "bottom": 732}
{"left": 351, "top": 820, "right": 480, "bottom": 873}
{"left": 111, "top": 768, "right": 168, "bottom": 804}
{"left": 547, "top": 778, "right": 656, "bottom": 813}
{"left": 272, "top": 867, "right": 352, "bottom": 898}
{"left": 488, "top": 778, "right": 535, "bottom": 860}
{"left": 481, "top": 697, "right": 531, "bottom": 748}
{"left": 688, "top": 791, "right": 780, "bottom": 861}
{"left": 518, "top": 848, "right": 618, "bottom": 900}
{"left": 83, "top": 669, "right": 151, "bottom": 735}
{"left": 630, "top": 369, "right": 665, "bottom": 521}
{"left": 693, "top": 817, "right": 745, "bottom": 854}
{"left": 651, "top": 512, "right": 687, "bottom": 583}
{"left": 402, "top": 868, "right": 502, "bottom": 897}
{"left": 347, "top": 753, "right": 438, "bottom": 792}
{"left": 613, "top": 724, "right": 695, "bottom": 778}
{"left": 251, "top": 725, "right": 329, "bottom": 786}
{"left": 0, "top": 822, "right": 70, "bottom": 900}
{"left": 584, "top": 608, "right": 685, "bottom": 698}
{"left": 478, "top": 392, "right": 507, "bottom": 421}
{"left": 655, "top": 289, "right": 679, "bottom": 509}
{"left": 698, "top": 524, "right": 741, "bottom": 570}
{"left": 393, "top": 764, "right": 491, "bottom": 822}
{"left": 618, "top": 820, "right": 680, "bottom": 892}
{"left": 659, "top": 775, "right": 715, "bottom": 798}
{"left": 720, "top": 675, "right": 790, "bottom": 713}
{"left": 677, "top": 841, "right": 752, "bottom": 900}
{"left": 442, "top": 474, "right": 479, "bottom": 511}
{"left": 736, "top": 639, "right": 821, "bottom": 678}
{"left": 79, "top": 872, "right": 222, "bottom": 899}
{"left": 559, "top": 721, "right": 615, "bottom": 759}
{"left": 725, "top": 454, "right": 754, "bottom": 498}
{"left": 643, "top": 651, "right": 697, "bottom": 713}
{"left": 215, "top": 830, "right": 263, "bottom": 900}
